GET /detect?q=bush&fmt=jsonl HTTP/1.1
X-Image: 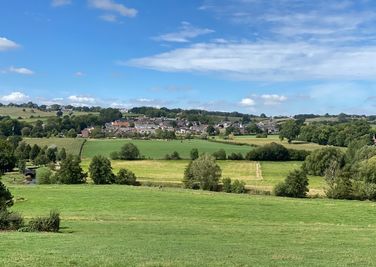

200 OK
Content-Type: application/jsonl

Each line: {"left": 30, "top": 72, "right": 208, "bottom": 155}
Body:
{"left": 190, "top": 148, "right": 199, "bottom": 160}
{"left": 246, "top": 142, "right": 289, "bottom": 161}
{"left": 28, "top": 210, "right": 60, "bottom": 232}
{"left": 222, "top": 177, "right": 232, "bottom": 193}
{"left": 110, "top": 151, "right": 120, "bottom": 160}
{"left": 0, "top": 181, "right": 13, "bottom": 210}
{"left": 36, "top": 167, "right": 54, "bottom": 184}
{"left": 0, "top": 210, "right": 24, "bottom": 230}
{"left": 256, "top": 133, "right": 268, "bottom": 138}
{"left": 119, "top": 143, "right": 140, "bottom": 160}
{"left": 303, "top": 147, "right": 345, "bottom": 176}
{"left": 165, "top": 151, "right": 181, "bottom": 160}
{"left": 227, "top": 153, "right": 244, "bottom": 160}
{"left": 288, "top": 149, "right": 310, "bottom": 161}
{"left": 115, "top": 169, "right": 137, "bottom": 185}
{"left": 89, "top": 155, "right": 114, "bottom": 184}
{"left": 274, "top": 169, "right": 309, "bottom": 198}
{"left": 212, "top": 149, "right": 226, "bottom": 160}
{"left": 183, "top": 154, "right": 221, "bottom": 191}
{"left": 231, "top": 180, "right": 246, "bottom": 194}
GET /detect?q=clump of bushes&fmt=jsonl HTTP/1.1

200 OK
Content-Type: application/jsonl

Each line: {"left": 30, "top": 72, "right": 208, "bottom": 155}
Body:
{"left": 246, "top": 143, "right": 309, "bottom": 161}
{"left": 0, "top": 210, "right": 24, "bottom": 231}
{"left": 36, "top": 167, "right": 55, "bottom": 184}
{"left": 227, "top": 153, "right": 244, "bottom": 160}
{"left": 165, "top": 151, "right": 181, "bottom": 160}
{"left": 26, "top": 211, "right": 60, "bottom": 232}
{"left": 222, "top": 177, "right": 246, "bottom": 194}
{"left": 212, "top": 149, "right": 227, "bottom": 160}
{"left": 274, "top": 169, "right": 309, "bottom": 198}
{"left": 115, "top": 169, "right": 137, "bottom": 185}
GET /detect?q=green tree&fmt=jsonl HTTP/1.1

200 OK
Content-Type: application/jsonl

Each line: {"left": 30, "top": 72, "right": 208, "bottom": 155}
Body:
{"left": 212, "top": 149, "right": 226, "bottom": 160}
{"left": 279, "top": 120, "right": 301, "bottom": 143}
{"left": 56, "top": 155, "right": 86, "bottom": 184}
{"left": 115, "top": 169, "right": 137, "bottom": 185}
{"left": 190, "top": 148, "right": 199, "bottom": 160}
{"left": 119, "top": 143, "right": 140, "bottom": 160}
{"left": 89, "top": 155, "right": 114, "bottom": 184}
{"left": 274, "top": 169, "right": 309, "bottom": 198}
{"left": 0, "top": 179, "right": 13, "bottom": 210}
{"left": 29, "top": 144, "right": 41, "bottom": 160}
{"left": 183, "top": 154, "right": 222, "bottom": 191}
{"left": 58, "top": 148, "right": 67, "bottom": 161}
{"left": 0, "top": 139, "right": 16, "bottom": 173}
{"left": 303, "top": 147, "right": 345, "bottom": 176}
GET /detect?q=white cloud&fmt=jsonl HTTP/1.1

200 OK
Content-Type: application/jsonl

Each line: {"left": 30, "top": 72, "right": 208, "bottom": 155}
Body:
{"left": 127, "top": 41, "right": 376, "bottom": 81}
{"left": 8, "top": 66, "right": 34, "bottom": 75}
{"left": 261, "top": 94, "right": 287, "bottom": 105}
{"left": 74, "top": 71, "right": 85, "bottom": 77}
{"left": 240, "top": 98, "right": 255, "bottom": 106}
{"left": 68, "top": 95, "right": 96, "bottom": 106}
{"left": 51, "top": 0, "right": 72, "bottom": 7}
{"left": 1, "top": 92, "right": 29, "bottom": 103}
{"left": 88, "top": 0, "right": 137, "bottom": 17}
{"left": 153, "top": 22, "right": 214, "bottom": 43}
{"left": 0, "top": 37, "right": 19, "bottom": 51}
{"left": 99, "top": 14, "right": 117, "bottom": 22}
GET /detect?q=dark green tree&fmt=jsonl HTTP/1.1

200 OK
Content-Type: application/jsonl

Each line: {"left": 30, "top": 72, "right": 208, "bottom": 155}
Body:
{"left": 56, "top": 155, "right": 86, "bottom": 184}
{"left": 89, "top": 155, "right": 114, "bottom": 184}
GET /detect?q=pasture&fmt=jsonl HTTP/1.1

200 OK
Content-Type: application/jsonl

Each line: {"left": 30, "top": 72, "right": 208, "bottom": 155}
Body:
{"left": 219, "top": 135, "right": 329, "bottom": 151}
{"left": 0, "top": 106, "right": 95, "bottom": 123}
{"left": 25, "top": 138, "right": 86, "bottom": 156}
{"left": 2, "top": 185, "right": 376, "bottom": 266}
{"left": 82, "top": 139, "right": 252, "bottom": 159}
{"left": 80, "top": 159, "right": 324, "bottom": 191}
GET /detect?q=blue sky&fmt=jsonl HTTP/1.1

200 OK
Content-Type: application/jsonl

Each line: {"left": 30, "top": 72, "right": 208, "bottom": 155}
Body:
{"left": 1, "top": 0, "right": 376, "bottom": 115}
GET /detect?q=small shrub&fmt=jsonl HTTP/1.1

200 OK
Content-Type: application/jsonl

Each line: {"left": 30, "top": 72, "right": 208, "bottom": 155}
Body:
{"left": 36, "top": 167, "right": 53, "bottom": 184}
{"left": 190, "top": 148, "right": 199, "bottom": 160}
{"left": 212, "top": 149, "right": 226, "bottom": 160}
{"left": 222, "top": 177, "right": 232, "bottom": 193}
{"left": 227, "top": 153, "right": 244, "bottom": 160}
{"left": 28, "top": 210, "right": 60, "bottom": 232}
{"left": 231, "top": 180, "right": 246, "bottom": 194}
{"left": 115, "top": 169, "right": 137, "bottom": 185}
{"left": 110, "top": 151, "right": 119, "bottom": 160}
{"left": 274, "top": 169, "right": 309, "bottom": 198}
{"left": 165, "top": 151, "right": 181, "bottom": 160}
{"left": 0, "top": 210, "right": 24, "bottom": 230}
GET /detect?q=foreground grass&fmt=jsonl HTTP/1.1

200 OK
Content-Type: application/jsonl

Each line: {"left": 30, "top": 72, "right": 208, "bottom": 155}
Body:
{"left": 82, "top": 139, "right": 252, "bottom": 159}
{"left": 2, "top": 185, "right": 376, "bottom": 266}
{"left": 25, "top": 138, "right": 86, "bottom": 156}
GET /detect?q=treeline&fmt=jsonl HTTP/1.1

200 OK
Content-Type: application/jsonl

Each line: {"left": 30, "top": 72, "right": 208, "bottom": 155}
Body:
{"left": 279, "top": 119, "right": 374, "bottom": 147}
{"left": 0, "top": 108, "right": 122, "bottom": 138}
{"left": 129, "top": 106, "right": 256, "bottom": 124}
{"left": 2, "top": 101, "right": 103, "bottom": 112}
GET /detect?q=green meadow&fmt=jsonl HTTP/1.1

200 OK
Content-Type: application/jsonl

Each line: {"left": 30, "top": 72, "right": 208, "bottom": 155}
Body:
{"left": 25, "top": 138, "right": 86, "bottom": 156}
{"left": 1, "top": 185, "right": 376, "bottom": 266}
{"left": 81, "top": 139, "right": 252, "bottom": 159}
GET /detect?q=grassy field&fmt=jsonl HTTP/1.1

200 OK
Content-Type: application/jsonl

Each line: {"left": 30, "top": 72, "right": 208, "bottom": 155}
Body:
{"left": 80, "top": 159, "right": 324, "bottom": 191}
{"left": 1, "top": 185, "right": 376, "bottom": 266}
{"left": 0, "top": 106, "right": 96, "bottom": 123}
{"left": 82, "top": 139, "right": 253, "bottom": 159}
{"left": 25, "top": 138, "right": 86, "bottom": 156}
{"left": 218, "top": 135, "right": 330, "bottom": 151}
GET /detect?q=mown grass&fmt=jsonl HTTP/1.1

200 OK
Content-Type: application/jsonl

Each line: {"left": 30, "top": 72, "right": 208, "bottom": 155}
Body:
{"left": 25, "top": 138, "right": 86, "bottom": 156}
{"left": 2, "top": 185, "right": 376, "bottom": 266}
{"left": 82, "top": 139, "right": 253, "bottom": 159}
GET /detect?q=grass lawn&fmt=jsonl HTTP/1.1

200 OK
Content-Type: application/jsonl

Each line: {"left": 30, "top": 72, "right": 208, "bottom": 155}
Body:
{"left": 25, "top": 138, "right": 86, "bottom": 156}
{"left": 2, "top": 185, "right": 376, "bottom": 266}
{"left": 82, "top": 139, "right": 253, "bottom": 159}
